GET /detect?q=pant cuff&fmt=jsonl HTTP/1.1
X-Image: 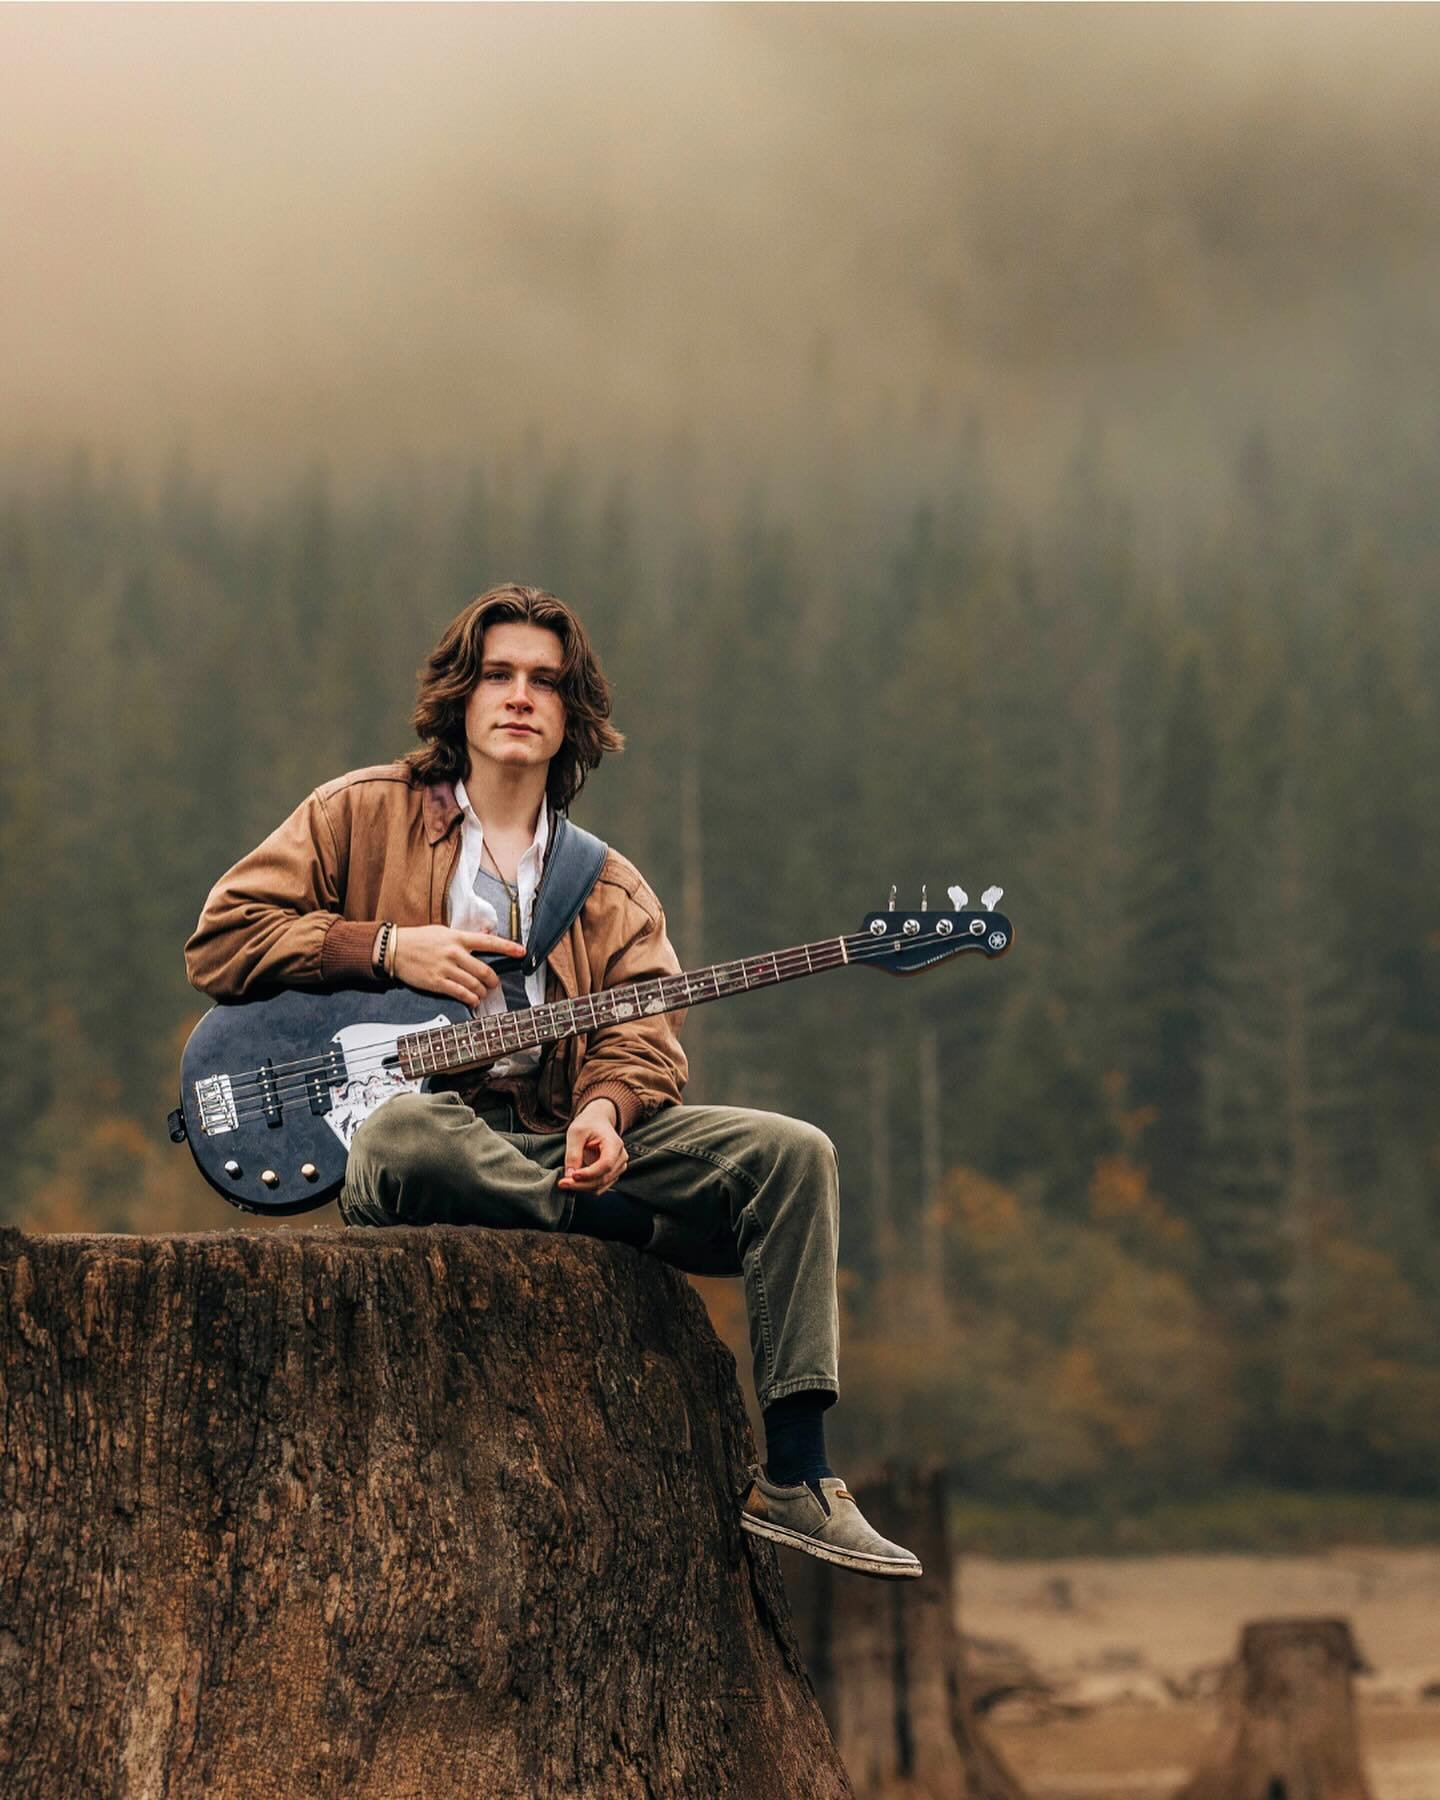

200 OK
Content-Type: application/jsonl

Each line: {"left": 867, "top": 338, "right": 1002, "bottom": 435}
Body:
{"left": 758, "top": 1377, "right": 839, "bottom": 1408}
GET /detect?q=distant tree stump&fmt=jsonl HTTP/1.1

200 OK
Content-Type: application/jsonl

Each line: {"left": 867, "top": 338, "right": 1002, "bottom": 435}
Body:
{"left": 1175, "top": 1618, "right": 1375, "bottom": 1800}
{"left": 0, "top": 1226, "right": 850, "bottom": 1799}
{"left": 785, "top": 1465, "right": 1026, "bottom": 1800}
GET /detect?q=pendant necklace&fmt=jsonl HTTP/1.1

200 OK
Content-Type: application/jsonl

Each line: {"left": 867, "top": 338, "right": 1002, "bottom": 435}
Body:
{"left": 482, "top": 841, "right": 522, "bottom": 943}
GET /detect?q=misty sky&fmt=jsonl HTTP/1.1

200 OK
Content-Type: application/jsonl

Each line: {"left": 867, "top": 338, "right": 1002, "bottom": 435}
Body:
{"left": 4, "top": 4, "right": 1440, "bottom": 499}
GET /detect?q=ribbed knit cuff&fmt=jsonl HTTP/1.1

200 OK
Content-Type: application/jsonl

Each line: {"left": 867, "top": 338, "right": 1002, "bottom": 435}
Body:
{"left": 320, "top": 918, "right": 386, "bottom": 985}
{"left": 570, "top": 1079, "right": 645, "bottom": 1137}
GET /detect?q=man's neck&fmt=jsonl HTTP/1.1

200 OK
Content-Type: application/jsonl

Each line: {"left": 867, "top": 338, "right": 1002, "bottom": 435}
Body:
{"left": 459, "top": 762, "right": 548, "bottom": 842}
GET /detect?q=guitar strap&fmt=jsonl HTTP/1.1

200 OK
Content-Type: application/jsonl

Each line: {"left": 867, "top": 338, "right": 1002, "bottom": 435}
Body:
{"left": 477, "top": 814, "right": 609, "bottom": 980}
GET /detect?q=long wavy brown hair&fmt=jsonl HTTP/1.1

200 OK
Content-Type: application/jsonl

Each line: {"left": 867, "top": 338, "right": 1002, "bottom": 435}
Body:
{"left": 404, "top": 585, "right": 624, "bottom": 812}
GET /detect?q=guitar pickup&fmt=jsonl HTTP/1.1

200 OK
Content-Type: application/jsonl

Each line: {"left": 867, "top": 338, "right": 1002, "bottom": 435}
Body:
{"left": 307, "top": 1046, "right": 346, "bottom": 1116}
{"left": 256, "top": 1060, "right": 282, "bottom": 1129}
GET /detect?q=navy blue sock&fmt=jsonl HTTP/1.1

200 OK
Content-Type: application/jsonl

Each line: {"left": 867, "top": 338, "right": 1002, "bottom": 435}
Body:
{"left": 762, "top": 1390, "right": 837, "bottom": 1488}
{"left": 566, "top": 1189, "right": 654, "bottom": 1249}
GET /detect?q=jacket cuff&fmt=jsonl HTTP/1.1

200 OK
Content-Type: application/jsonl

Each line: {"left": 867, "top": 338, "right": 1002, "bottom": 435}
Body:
{"left": 321, "top": 918, "right": 384, "bottom": 985}
{"left": 571, "top": 1079, "right": 646, "bottom": 1137}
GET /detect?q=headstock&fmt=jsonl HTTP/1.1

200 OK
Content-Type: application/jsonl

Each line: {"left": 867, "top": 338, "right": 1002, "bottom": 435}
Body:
{"left": 856, "top": 883, "right": 1013, "bottom": 975}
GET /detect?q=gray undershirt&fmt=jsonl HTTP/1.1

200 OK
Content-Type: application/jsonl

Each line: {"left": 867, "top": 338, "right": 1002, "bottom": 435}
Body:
{"left": 472, "top": 865, "right": 532, "bottom": 1016}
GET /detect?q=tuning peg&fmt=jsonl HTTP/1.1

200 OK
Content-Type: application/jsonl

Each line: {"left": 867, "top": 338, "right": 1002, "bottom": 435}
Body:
{"left": 920, "top": 884, "right": 928, "bottom": 910}
{"left": 947, "top": 885, "right": 968, "bottom": 912}
{"left": 982, "top": 885, "right": 1003, "bottom": 912}
{"left": 888, "top": 885, "right": 897, "bottom": 912}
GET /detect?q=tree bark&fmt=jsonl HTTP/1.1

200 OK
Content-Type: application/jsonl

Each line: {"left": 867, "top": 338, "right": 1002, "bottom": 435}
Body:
{"left": 1174, "top": 1618, "right": 1375, "bottom": 1800}
{"left": 785, "top": 1465, "right": 1027, "bottom": 1800}
{"left": 0, "top": 1225, "right": 850, "bottom": 1799}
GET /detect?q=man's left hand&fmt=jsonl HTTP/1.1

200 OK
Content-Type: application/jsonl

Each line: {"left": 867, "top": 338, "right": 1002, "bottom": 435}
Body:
{"left": 558, "top": 1098, "right": 628, "bottom": 1195}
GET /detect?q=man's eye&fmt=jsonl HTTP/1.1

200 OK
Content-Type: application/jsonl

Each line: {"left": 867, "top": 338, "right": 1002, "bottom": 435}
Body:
{"left": 483, "top": 670, "right": 507, "bottom": 682}
{"left": 535, "top": 676, "right": 558, "bottom": 690}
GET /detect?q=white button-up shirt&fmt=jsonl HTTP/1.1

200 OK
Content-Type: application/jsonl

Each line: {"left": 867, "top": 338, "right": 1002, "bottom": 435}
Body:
{"left": 448, "top": 778, "right": 550, "bottom": 1075}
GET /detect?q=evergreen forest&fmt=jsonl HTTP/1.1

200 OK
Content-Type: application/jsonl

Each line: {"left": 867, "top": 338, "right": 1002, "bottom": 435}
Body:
{"left": 2, "top": 423, "right": 1436, "bottom": 1518}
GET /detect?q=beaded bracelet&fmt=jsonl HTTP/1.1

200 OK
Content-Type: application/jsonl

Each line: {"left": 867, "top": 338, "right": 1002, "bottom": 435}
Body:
{"left": 373, "top": 920, "right": 394, "bottom": 979}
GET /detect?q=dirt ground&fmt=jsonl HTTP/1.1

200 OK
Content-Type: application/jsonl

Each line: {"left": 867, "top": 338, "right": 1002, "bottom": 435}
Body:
{"left": 960, "top": 1548, "right": 1440, "bottom": 1800}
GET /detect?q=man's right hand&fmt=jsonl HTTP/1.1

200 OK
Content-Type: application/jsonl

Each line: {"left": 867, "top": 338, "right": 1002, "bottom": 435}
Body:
{"left": 391, "top": 926, "right": 526, "bottom": 1008}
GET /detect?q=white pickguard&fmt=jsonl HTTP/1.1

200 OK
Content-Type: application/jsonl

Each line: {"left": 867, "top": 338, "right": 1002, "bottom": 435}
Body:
{"left": 322, "top": 1014, "right": 452, "bottom": 1150}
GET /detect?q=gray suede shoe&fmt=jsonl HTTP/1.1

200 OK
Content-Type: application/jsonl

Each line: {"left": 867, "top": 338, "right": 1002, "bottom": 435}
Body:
{"left": 738, "top": 1465, "right": 923, "bottom": 1580}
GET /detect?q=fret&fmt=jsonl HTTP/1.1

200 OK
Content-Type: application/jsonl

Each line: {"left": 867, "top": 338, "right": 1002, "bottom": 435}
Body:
{"left": 627, "top": 978, "right": 660, "bottom": 1016}
{"left": 759, "top": 953, "right": 779, "bottom": 986}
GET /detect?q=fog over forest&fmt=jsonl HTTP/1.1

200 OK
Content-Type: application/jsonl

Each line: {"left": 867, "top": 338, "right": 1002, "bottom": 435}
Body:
{"left": 4, "top": 6, "right": 1440, "bottom": 1512}
{"left": 4, "top": 5, "right": 1440, "bottom": 513}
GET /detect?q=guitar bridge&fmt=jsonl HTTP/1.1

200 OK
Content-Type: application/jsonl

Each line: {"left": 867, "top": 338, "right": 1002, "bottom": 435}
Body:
{"left": 194, "top": 1074, "right": 238, "bottom": 1136}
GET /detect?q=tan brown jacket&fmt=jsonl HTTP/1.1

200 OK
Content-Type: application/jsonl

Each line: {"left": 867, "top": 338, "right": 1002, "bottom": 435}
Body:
{"left": 183, "top": 761, "right": 687, "bottom": 1134}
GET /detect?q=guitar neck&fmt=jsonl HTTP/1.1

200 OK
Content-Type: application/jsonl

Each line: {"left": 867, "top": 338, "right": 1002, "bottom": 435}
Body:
{"left": 395, "top": 935, "right": 855, "bottom": 1080}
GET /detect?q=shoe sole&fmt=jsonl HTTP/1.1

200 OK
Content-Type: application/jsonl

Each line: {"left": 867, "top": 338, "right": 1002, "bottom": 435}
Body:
{"left": 740, "top": 1511, "right": 923, "bottom": 1580}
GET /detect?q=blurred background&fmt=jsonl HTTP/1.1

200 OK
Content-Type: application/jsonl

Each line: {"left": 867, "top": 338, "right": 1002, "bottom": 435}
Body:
{"left": 3, "top": 3, "right": 1438, "bottom": 1547}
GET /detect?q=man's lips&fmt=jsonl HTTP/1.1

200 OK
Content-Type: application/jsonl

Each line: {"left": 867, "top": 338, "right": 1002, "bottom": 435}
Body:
{"left": 498, "top": 724, "right": 538, "bottom": 734}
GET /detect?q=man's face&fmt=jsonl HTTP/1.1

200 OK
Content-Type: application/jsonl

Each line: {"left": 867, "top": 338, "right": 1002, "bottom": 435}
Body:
{"left": 464, "top": 620, "right": 568, "bottom": 779}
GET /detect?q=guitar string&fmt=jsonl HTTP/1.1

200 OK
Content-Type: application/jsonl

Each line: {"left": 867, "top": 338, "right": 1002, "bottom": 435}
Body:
{"left": 209, "top": 924, "right": 1007, "bottom": 1127}
{"left": 219, "top": 940, "right": 859, "bottom": 1096}
{"left": 216, "top": 926, "right": 957, "bottom": 1092}
{"left": 215, "top": 923, "right": 988, "bottom": 1099}
{"left": 210, "top": 924, "right": 1006, "bottom": 1127}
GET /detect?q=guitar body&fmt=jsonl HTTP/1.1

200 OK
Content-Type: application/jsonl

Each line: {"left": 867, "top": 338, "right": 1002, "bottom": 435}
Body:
{"left": 177, "top": 985, "right": 472, "bottom": 1215}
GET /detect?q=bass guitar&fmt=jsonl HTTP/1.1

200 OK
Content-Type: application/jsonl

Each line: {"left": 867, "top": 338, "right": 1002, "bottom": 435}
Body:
{"left": 169, "top": 885, "right": 1012, "bottom": 1215}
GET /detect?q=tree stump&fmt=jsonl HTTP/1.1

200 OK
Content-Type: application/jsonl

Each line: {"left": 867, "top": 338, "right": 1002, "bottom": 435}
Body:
{"left": 785, "top": 1465, "right": 1026, "bottom": 1800}
{"left": 1175, "top": 1618, "right": 1375, "bottom": 1800}
{"left": 0, "top": 1225, "right": 850, "bottom": 1799}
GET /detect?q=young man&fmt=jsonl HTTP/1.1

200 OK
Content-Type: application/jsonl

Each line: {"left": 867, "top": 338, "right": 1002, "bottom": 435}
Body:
{"left": 184, "top": 583, "right": 919, "bottom": 1580}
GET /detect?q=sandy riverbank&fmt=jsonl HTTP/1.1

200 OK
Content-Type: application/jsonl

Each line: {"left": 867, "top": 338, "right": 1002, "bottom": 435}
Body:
{"left": 961, "top": 1548, "right": 1440, "bottom": 1800}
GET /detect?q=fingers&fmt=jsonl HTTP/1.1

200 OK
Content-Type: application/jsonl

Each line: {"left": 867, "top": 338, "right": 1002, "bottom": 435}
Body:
{"left": 459, "top": 931, "right": 526, "bottom": 956}
{"left": 441, "top": 977, "right": 488, "bottom": 1007}
{"left": 558, "top": 1126, "right": 629, "bottom": 1194}
{"left": 558, "top": 1160, "right": 628, "bottom": 1194}
{"left": 434, "top": 957, "right": 495, "bottom": 1007}
{"left": 463, "top": 957, "right": 503, "bottom": 999}
{"left": 395, "top": 925, "right": 525, "bottom": 1005}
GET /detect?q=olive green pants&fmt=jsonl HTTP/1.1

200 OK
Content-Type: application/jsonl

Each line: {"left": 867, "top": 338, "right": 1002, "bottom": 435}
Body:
{"left": 337, "top": 1091, "right": 840, "bottom": 1408}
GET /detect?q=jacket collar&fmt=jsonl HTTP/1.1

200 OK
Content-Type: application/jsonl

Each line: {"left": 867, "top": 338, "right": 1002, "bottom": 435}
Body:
{"left": 422, "top": 780, "right": 462, "bottom": 844}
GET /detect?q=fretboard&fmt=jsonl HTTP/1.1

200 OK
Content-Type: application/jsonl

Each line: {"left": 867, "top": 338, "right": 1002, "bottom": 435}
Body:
{"left": 394, "top": 936, "right": 852, "bottom": 1080}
